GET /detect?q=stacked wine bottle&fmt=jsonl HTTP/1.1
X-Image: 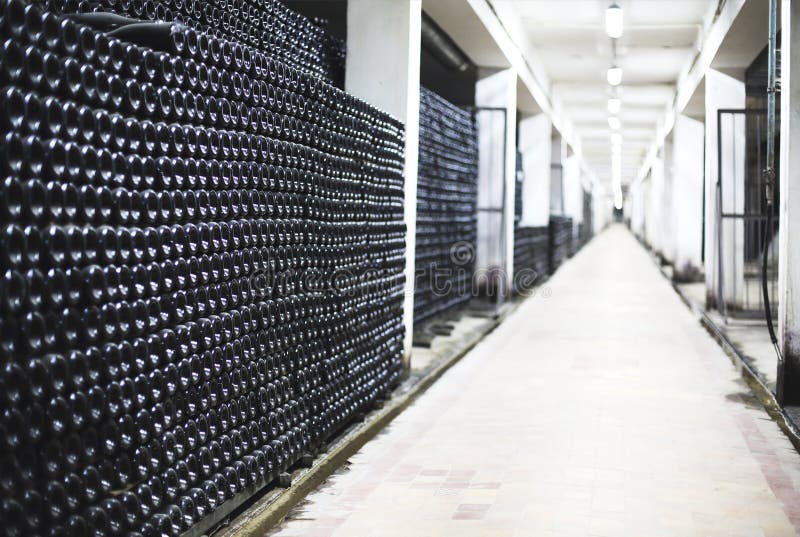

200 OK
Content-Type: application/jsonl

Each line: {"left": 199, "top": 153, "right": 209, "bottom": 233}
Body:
{"left": 0, "top": 0, "right": 406, "bottom": 535}
{"left": 548, "top": 215, "right": 574, "bottom": 273}
{"left": 579, "top": 189, "right": 592, "bottom": 249}
{"left": 414, "top": 88, "right": 477, "bottom": 325}
{"left": 40, "top": 0, "right": 346, "bottom": 86}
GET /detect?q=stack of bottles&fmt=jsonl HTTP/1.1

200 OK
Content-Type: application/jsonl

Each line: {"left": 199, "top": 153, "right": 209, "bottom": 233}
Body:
{"left": 414, "top": 88, "right": 477, "bottom": 324}
{"left": 579, "top": 190, "right": 592, "bottom": 248}
{"left": 512, "top": 152, "right": 548, "bottom": 291}
{"left": 548, "top": 215, "right": 574, "bottom": 273}
{"left": 0, "top": 0, "right": 406, "bottom": 534}
{"left": 39, "top": 0, "right": 346, "bottom": 86}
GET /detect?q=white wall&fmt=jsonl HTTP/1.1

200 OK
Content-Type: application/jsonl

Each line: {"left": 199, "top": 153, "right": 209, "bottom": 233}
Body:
{"left": 671, "top": 114, "right": 705, "bottom": 280}
{"left": 346, "top": 0, "right": 421, "bottom": 360}
{"left": 518, "top": 114, "right": 552, "bottom": 227}
{"left": 704, "top": 68, "right": 745, "bottom": 309}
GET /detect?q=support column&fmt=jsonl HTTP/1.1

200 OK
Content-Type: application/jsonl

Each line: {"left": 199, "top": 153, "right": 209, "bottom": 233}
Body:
{"left": 475, "top": 69, "right": 517, "bottom": 298}
{"left": 778, "top": 0, "right": 800, "bottom": 403}
{"left": 550, "top": 133, "right": 565, "bottom": 215}
{"left": 518, "top": 114, "right": 552, "bottom": 227}
{"left": 670, "top": 115, "right": 705, "bottom": 281}
{"left": 562, "top": 155, "right": 582, "bottom": 227}
{"left": 647, "top": 155, "right": 665, "bottom": 253}
{"left": 660, "top": 142, "right": 675, "bottom": 262}
{"left": 704, "top": 69, "right": 745, "bottom": 310}
{"left": 346, "top": 0, "right": 421, "bottom": 365}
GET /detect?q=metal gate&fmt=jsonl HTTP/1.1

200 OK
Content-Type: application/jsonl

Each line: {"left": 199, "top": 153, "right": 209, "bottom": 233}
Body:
{"left": 716, "top": 109, "right": 779, "bottom": 318}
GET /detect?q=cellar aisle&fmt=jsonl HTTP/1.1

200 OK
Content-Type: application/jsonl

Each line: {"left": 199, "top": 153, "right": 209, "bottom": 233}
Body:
{"left": 268, "top": 225, "right": 800, "bottom": 537}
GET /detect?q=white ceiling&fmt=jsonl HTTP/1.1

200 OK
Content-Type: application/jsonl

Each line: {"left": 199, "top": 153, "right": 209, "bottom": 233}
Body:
{"left": 496, "top": 0, "right": 712, "bottom": 185}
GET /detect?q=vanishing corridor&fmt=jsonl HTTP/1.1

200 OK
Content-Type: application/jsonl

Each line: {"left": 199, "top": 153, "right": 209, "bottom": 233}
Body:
{"left": 270, "top": 226, "right": 800, "bottom": 537}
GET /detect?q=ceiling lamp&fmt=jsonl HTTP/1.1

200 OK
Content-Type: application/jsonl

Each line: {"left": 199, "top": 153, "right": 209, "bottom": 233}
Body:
{"left": 605, "top": 3, "right": 624, "bottom": 39}
{"left": 607, "top": 65, "right": 623, "bottom": 86}
{"left": 608, "top": 116, "right": 621, "bottom": 130}
{"left": 607, "top": 97, "right": 621, "bottom": 114}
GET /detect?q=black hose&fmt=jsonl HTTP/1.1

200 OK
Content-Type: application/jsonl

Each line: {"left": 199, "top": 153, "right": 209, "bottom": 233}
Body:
{"left": 762, "top": 205, "right": 779, "bottom": 346}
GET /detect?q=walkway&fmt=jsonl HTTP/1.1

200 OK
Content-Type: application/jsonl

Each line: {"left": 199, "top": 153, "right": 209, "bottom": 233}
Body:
{"left": 269, "top": 226, "right": 800, "bottom": 537}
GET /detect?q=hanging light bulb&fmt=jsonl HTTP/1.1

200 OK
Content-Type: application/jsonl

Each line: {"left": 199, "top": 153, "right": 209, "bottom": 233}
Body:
{"left": 608, "top": 116, "right": 621, "bottom": 130}
{"left": 605, "top": 3, "right": 624, "bottom": 39}
{"left": 607, "top": 97, "right": 621, "bottom": 114}
{"left": 607, "top": 65, "right": 623, "bottom": 86}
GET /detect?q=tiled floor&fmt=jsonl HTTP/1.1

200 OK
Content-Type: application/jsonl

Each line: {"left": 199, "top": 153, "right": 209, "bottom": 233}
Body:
{"left": 268, "top": 226, "right": 800, "bottom": 537}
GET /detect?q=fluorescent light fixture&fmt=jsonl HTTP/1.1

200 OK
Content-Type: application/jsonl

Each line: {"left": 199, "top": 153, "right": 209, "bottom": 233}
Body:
{"left": 611, "top": 132, "right": 623, "bottom": 146}
{"left": 607, "top": 65, "right": 623, "bottom": 86}
{"left": 605, "top": 3, "right": 624, "bottom": 39}
{"left": 607, "top": 97, "right": 621, "bottom": 114}
{"left": 608, "top": 116, "right": 621, "bottom": 130}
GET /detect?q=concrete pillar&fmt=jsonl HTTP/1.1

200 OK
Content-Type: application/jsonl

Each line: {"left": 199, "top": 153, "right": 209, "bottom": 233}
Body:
{"left": 647, "top": 156, "right": 665, "bottom": 253}
{"left": 518, "top": 114, "right": 552, "bottom": 227}
{"left": 475, "top": 69, "right": 517, "bottom": 297}
{"left": 592, "top": 186, "right": 609, "bottom": 234}
{"left": 643, "top": 173, "right": 654, "bottom": 245}
{"left": 778, "top": 0, "right": 800, "bottom": 403}
{"left": 346, "top": 0, "right": 421, "bottom": 363}
{"left": 550, "top": 134, "right": 565, "bottom": 215}
{"left": 625, "top": 181, "right": 644, "bottom": 238}
{"left": 562, "top": 155, "right": 582, "bottom": 226}
{"left": 660, "top": 141, "right": 675, "bottom": 262}
{"left": 670, "top": 115, "right": 705, "bottom": 281}
{"left": 704, "top": 69, "right": 745, "bottom": 310}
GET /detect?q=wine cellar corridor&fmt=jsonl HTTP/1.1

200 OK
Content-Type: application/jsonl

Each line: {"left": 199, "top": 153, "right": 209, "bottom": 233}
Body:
{"left": 3, "top": 0, "right": 800, "bottom": 536}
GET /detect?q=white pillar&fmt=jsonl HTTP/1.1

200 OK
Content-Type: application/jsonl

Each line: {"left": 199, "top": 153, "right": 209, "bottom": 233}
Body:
{"left": 660, "top": 141, "right": 675, "bottom": 262}
{"left": 562, "top": 155, "right": 582, "bottom": 226}
{"left": 592, "top": 186, "right": 609, "bottom": 234}
{"left": 550, "top": 134, "right": 565, "bottom": 215}
{"left": 778, "top": 0, "right": 800, "bottom": 403}
{"left": 346, "top": 0, "right": 421, "bottom": 364}
{"left": 648, "top": 155, "right": 666, "bottom": 253}
{"left": 643, "top": 173, "right": 654, "bottom": 245}
{"left": 671, "top": 114, "right": 705, "bottom": 281}
{"left": 704, "top": 69, "right": 745, "bottom": 310}
{"left": 475, "top": 69, "right": 517, "bottom": 297}
{"left": 518, "top": 114, "right": 552, "bottom": 227}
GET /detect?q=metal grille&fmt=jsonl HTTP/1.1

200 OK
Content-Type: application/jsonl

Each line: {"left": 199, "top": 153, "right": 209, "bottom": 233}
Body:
{"left": 716, "top": 109, "right": 779, "bottom": 318}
